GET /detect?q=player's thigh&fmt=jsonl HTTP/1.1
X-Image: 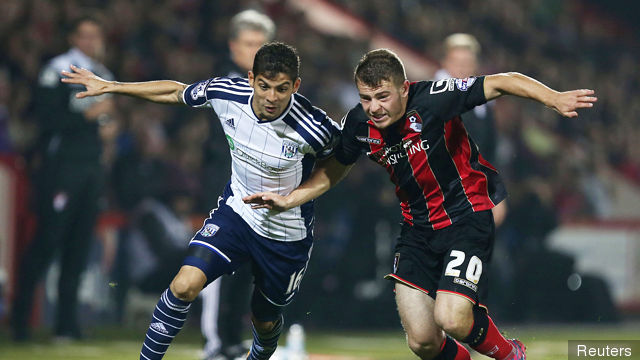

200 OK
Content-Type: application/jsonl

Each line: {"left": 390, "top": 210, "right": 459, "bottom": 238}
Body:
{"left": 384, "top": 224, "right": 443, "bottom": 298}
{"left": 395, "top": 282, "right": 443, "bottom": 345}
{"left": 433, "top": 290, "right": 474, "bottom": 336}
{"left": 183, "top": 202, "right": 251, "bottom": 285}
{"left": 250, "top": 235, "right": 313, "bottom": 310}
{"left": 437, "top": 210, "right": 494, "bottom": 307}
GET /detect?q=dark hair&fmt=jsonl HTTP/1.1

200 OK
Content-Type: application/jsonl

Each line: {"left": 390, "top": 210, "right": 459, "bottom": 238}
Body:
{"left": 68, "top": 15, "right": 103, "bottom": 35}
{"left": 252, "top": 42, "right": 300, "bottom": 81}
{"left": 354, "top": 49, "right": 407, "bottom": 87}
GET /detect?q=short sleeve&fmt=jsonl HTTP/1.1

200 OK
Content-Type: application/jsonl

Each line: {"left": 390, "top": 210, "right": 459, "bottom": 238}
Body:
{"left": 423, "top": 76, "right": 487, "bottom": 121}
{"left": 182, "top": 78, "right": 214, "bottom": 108}
{"left": 334, "top": 110, "right": 364, "bottom": 165}
{"left": 314, "top": 117, "right": 342, "bottom": 160}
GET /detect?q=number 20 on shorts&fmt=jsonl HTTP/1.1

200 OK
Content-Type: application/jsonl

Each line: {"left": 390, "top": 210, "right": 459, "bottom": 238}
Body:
{"left": 444, "top": 250, "right": 483, "bottom": 284}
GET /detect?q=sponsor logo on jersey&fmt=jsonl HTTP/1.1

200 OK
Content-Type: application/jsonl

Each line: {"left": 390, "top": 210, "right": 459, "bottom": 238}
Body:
{"left": 455, "top": 77, "right": 476, "bottom": 91}
{"left": 224, "top": 117, "right": 236, "bottom": 130}
{"left": 281, "top": 140, "right": 299, "bottom": 159}
{"left": 356, "top": 136, "right": 382, "bottom": 145}
{"left": 200, "top": 223, "right": 220, "bottom": 237}
{"left": 226, "top": 134, "right": 235, "bottom": 150}
{"left": 150, "top": 322, "right": 169, "bottom": 334}
{"left": 453, "top": 277, "right": 478, "bottom": 292}
{"left": 190, "top": 80, "right": 210, "bottom": 100}
{"left": 368, "top": 137, "right": 430, "bottom": 166}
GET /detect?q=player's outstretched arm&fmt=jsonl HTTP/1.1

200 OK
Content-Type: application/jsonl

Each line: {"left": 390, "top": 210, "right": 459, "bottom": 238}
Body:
{"left": 483, "top": 72, "right": 597, "bottom": 118}
{"left": 243, "top": 156, "right": 353, "bottom": 212}
{"left": 61, "top": 64, "right": 187, "bottom": 104}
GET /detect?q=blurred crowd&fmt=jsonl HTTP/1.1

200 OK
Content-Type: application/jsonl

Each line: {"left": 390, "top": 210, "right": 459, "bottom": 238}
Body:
{"left": 1, "top": 0, "right": 635, "bottom": 327}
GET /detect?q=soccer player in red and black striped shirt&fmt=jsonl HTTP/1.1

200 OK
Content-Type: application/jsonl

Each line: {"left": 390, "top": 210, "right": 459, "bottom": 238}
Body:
{"left": 244, "top": 49, "right": 596, "bottom": 360}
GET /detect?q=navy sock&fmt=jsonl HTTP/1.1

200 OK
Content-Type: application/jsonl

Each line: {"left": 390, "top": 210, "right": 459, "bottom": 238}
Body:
{"left": 248, "top": 315, "right": 284, "bottom": 360}
{"left": 140, "top": 288, "right": 191, "bottom": 360}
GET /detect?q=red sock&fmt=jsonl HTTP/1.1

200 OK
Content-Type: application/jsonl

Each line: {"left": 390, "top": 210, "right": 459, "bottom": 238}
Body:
{"left": 470, "top": 315, "right": 512, "bottom": 359}
{"left": 453, "top": 338, "right": 471, "bottom": 360}
{"left": 434, "top": 336, "right": 471, "bottom": 360}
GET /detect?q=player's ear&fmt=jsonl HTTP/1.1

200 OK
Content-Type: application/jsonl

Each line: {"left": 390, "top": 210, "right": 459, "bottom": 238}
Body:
{"left": 248, "top": 71, "right": 255, "bottom": 86}
{"left": 293, "top": 77, "right": 301, "bottom": 93}
{"left": 401, "top": 79, "right": 410, "bottom": 97}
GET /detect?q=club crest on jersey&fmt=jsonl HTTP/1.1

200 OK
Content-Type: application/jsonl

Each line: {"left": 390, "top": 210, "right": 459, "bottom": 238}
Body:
{"left": 281, "top": 140, "right": 298, "bottom": 159}
{"left": 356, "top": 136, "right": 382, "bottom": 145}
{"left": 200, "top": 223, "right": 219, "bottom": 237}
{"left": 405, "top": 110, "right": 423, "bottom": 132}
{"left": 455, "top": 77, "right": 476, "bottom": 91}
{"left": 190, "top": 80, "right": 210, "bottom": 100}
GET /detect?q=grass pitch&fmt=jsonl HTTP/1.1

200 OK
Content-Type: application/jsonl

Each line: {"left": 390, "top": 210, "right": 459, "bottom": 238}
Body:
{"left": 1, "top": 324, "right": 638, "bottom": 359}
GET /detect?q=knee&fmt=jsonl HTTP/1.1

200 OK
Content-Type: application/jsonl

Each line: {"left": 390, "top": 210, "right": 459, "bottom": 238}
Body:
{"left": 170, "top": 275, "right": 202, "bottom": 302}
{"left": 406, "top": 332, "right": 444, "bottom": 359}
{"left": 252, "top": 316, "right": 278, "bottom": 334}
{"left": 433, "top": 307, "right": 472, "bottom": 339}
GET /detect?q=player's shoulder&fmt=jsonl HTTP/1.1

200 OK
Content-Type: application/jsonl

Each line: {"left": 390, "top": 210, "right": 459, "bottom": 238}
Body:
{"left": 414, "top": 77, "right": 483, "bottom": 97}
{"left": 292, "top": 93, "right": 325, "bottom": 117}
{"left": 204, "top": 76, "right": 253, "bottom": 104}
{"left": 208, "top": 76, "right": 251, "bottom": 89}
{"left": 291, "top": 93, "right": 336, "bottom": 128}
{"left": 410, "top": 79, "right": 445, "bottom": 97}
{"left": 341, "top": 103, "right": 368, "bottom": 129}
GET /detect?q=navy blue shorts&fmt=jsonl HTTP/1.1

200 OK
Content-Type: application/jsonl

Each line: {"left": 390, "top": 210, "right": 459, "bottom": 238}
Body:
{"left": 183, "top": 196, "right": 313, "bottom": 308}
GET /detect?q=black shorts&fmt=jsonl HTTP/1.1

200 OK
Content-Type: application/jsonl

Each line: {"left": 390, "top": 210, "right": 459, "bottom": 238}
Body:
{"left": 385, "top": 210, "right": 494, "bottom": 308}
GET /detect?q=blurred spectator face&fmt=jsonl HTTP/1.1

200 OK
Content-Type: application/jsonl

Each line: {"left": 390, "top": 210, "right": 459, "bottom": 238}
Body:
{"left": 443, "top": 47, "right": 477, "bottom": 78}
{"left": 249, "top": 71, "right": 300, "bottom": 121}
{"left": 70, "top": 20, "right": 105, "bottom": 60}
{"left": 356, "top": 79, "right": 409, "bottom": 129}
{"left": 229, "top": 29, "right": 268, "bottom": 73}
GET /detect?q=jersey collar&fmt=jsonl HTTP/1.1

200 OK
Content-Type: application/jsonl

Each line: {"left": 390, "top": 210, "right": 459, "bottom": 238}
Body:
{"left": 250, "top": 92, "right": 295, "bottom": 124}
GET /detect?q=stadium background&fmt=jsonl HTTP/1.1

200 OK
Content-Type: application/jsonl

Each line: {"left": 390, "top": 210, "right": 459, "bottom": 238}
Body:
{"left": 1, "top": 0, "right": 639, "bottom": 358}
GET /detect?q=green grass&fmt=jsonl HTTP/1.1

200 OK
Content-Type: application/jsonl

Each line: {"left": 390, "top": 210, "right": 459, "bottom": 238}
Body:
{"left": 1, "top": 324, "right": 638, "bottom": 359}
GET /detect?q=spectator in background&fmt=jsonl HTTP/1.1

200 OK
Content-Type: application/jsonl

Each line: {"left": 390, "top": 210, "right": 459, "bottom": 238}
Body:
{"left": 434, "top": 33, "right": 507, "bottom": 227}
{"left": 198, "top": 9, "right": 276, "bottom": 360}
{"left": 10, "top": 15, "right": 116, "bottom": 341}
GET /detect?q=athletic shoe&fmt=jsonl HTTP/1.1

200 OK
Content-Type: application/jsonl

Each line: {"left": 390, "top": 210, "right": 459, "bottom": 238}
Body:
{"left": 505, "top": 339, "right": 526, "bottom": 360}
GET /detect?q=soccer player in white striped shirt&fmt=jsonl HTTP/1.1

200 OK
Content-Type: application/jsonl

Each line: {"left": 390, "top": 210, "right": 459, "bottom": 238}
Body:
{"left": 62, "top": 42, "right": 340, "bottom": 360}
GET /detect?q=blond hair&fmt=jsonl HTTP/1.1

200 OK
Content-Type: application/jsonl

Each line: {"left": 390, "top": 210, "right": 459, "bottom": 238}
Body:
{"left": 443, "top": 33, "right": 481, "bottom": 55}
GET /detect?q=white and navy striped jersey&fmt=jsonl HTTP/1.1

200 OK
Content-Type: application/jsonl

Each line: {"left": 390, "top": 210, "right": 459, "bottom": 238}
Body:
{"left": 182, "top": 77, "right": 340, "bottom": 241}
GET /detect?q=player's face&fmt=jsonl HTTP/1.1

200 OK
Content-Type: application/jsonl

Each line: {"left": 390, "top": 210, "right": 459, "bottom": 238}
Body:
{"left": 443, "top": 48, "right": 477, "bottom": 78}
{"left": 71, "top": 21, "right": 105, "bottom": 61}
{"left": 357, "top": 79, "right": 409, "bottom": 129}
{"left": 229, "top": 29, "right": 269, "bottom": 73}
{"left": 249, "top": 72, "right": 300, "bottom": 121}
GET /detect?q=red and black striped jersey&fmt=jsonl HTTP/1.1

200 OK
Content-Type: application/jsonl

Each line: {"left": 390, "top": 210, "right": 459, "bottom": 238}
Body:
{"left": 335, "top": 76, "right": 506, "bottom": 230}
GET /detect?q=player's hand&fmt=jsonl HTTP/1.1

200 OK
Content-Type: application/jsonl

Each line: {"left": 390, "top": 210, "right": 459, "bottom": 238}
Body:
{"left": 243, "top": 192, "right": 290, "bottom": 212}
{"left": 551, "top": 89, "right": 597, "bottom": 118}
{"left": 61, "top": 64, "right": 111, "bottom": 98}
